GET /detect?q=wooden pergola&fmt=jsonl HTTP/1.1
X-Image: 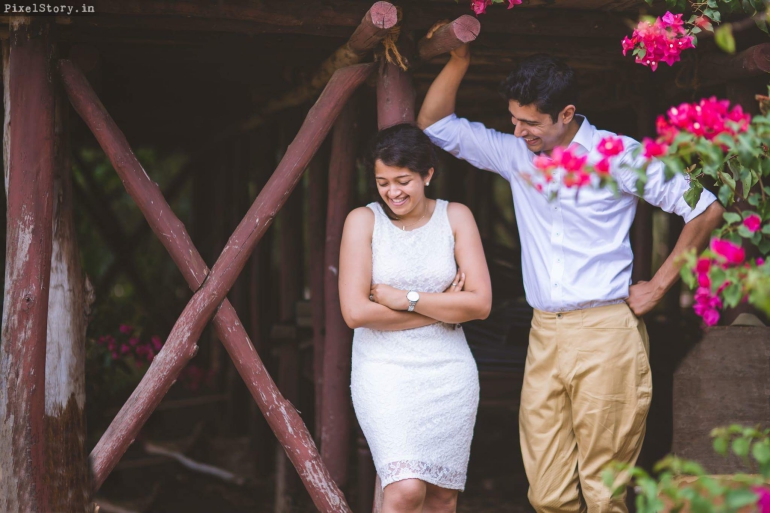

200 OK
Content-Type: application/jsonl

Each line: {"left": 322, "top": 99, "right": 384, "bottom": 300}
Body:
{"left": 0, "top": 1, "right": 767, "bottom": 512}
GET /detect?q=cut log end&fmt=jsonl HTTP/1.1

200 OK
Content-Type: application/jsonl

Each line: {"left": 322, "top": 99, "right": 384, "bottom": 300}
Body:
{"left": 369, "top": 1, "right": 398, "bottom": 30}
{"left": 454, "top": 15, "right": 481, "bottom": 43}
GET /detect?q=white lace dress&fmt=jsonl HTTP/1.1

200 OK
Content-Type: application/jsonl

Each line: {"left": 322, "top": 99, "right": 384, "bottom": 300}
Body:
{"left": 351, "top": 199, "right": 480, "bottom": 491}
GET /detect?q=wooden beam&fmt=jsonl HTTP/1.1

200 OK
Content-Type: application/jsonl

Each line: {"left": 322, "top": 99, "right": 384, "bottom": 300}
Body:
{"left": 0, "top": 18, "right": 56, "bottom": 512}
{"left": 241, "top": 1, "right": 396, "bottom": 132}
{"left": 60, "top": 58, "right": 374, "bottom": 511}
{"left": 19, "top": 1, "right": 629, "bottom": 39}
{"left": 418, "top": 15, "right": 480, "bottom": 61}
{"left": 699, "top": 43, "right": 770, "bottom": 82}
{"left": 321, "top": 96, "right": 359, "bottom": 488}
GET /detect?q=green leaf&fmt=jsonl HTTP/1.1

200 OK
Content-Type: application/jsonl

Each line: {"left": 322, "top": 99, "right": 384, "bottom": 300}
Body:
{"left": 714, "top": 436, "right": 729, "bottom": 456}
{"left": 723, "top": 212, "right": 742, "bottom": 224}
{"left": 724, "top": 488, "right": 760, "bottom": 509}
{"left": 733, "top": 436, "right": 751, "bottom": 458}
{"left": 685, "top": 182, "right": 704, "bottom": 209}
{"left": 723, "top": 282, "right": 744, "bottom": 308}
{"left": 752, "top": 440, "right": 770, "bottom": 465}
{"left": 757, "top": 238, "right": 770, "bottom": 255}
{"left": 715, "top": 24, "right": 736, "bottom": 54}
{"left": 719, "top": 183, "right": 735, "bottom": 206}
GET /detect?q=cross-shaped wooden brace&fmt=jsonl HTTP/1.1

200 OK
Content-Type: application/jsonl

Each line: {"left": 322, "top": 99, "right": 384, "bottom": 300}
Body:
{"left": 59, "top": 58, "right": 374, "bottom": 513}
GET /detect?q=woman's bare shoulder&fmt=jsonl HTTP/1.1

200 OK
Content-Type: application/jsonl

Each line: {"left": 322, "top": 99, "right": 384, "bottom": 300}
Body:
{"left": 446, "top": 201, "right": 476, "bottom": 230}
{"left": 344, "top": 206, "right": 375, "bottom": 236}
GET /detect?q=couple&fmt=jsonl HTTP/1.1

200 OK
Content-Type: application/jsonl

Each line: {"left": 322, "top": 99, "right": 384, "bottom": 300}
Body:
{"left": 339, "top": 47, "right": 724, "bottom": 513}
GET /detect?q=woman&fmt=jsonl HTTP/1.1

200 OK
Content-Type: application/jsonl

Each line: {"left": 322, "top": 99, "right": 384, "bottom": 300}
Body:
{"left": 339, "top": 124, "right": 493, "bottom": 513}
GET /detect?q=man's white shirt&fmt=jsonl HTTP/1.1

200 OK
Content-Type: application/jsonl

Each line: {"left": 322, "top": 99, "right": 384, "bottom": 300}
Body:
{"left": 424, "top": 113, "right": 717, "bottom": 313}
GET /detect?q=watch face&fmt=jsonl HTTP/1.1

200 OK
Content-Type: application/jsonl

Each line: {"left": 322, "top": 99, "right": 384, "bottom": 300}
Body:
{"left": 407, "top": 291, "right": 420, "bottom": 302}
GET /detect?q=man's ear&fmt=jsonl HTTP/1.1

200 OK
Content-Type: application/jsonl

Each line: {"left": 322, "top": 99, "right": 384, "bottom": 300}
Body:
{"left": 560, "top": 105, "right": 576, "bottom": 125}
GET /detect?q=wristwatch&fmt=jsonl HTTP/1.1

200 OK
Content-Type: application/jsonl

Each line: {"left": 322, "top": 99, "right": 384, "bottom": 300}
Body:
{"left": 406, "top": 290, "right": 420, "bottom": 312}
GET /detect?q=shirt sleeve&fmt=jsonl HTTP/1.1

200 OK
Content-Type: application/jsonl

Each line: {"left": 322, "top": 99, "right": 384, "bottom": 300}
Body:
{"left": 613, "top": 143, "right": 718, "bottom": 223}
{"left": 423, "top": 113, "right": 518, "bottom": 181}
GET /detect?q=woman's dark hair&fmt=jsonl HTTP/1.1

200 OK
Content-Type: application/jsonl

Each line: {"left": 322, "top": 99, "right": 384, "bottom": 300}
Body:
{"left": 366, "top": 123, "right": 437, "bottom": 219}
{"left": 499, "top": 54, "right": 579, "bottom": 122}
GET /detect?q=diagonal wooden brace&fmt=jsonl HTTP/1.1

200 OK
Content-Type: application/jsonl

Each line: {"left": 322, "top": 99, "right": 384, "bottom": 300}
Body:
{"left": 60, "top": 59, "right": 374, "bottom": 512}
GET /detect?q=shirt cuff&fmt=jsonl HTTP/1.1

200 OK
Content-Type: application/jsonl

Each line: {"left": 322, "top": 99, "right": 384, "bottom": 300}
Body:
{"left": 683, "top": 188, "right": 718, "bottom": 224}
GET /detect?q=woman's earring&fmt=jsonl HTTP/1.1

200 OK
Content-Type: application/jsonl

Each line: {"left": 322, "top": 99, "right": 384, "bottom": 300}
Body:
{"left": 426, "top": 182, "right": 430, "bottom": 187}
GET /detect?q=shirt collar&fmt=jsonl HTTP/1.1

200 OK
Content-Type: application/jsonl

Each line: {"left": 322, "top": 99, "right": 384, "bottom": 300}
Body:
{"left": 569, "top": 115, "right": 594, "bottom": 154}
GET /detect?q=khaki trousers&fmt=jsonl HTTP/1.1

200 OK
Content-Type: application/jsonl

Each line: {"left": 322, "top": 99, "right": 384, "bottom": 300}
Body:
{"left": 519, "top": 303, "right": 652, "bottom": 513}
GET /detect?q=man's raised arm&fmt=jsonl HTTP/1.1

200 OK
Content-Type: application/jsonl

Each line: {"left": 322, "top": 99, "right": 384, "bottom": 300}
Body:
{"left": 417, "top": 45, "right": 471, "bottom": 129}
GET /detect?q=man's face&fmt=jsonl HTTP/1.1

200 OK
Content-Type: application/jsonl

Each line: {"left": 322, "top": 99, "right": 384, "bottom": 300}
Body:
{"left": 508, "top": 100, "right": 573, "bottom": 154}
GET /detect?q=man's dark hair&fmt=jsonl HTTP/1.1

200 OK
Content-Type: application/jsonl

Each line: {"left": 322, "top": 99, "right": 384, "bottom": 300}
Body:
{"left": 499, "top": 54, "right": 579, "bottom": 122}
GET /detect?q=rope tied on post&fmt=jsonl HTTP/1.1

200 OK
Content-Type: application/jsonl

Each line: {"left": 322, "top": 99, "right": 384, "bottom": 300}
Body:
{"left": 377, "top": 5, "right": 408, "bottom": 71}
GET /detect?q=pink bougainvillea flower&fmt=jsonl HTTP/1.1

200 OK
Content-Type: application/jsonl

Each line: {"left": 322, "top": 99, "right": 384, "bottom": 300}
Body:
{"left": 151, "top": 335, "right": 163, "bottom": 352}
{"left": 695, "top": 257, "right": 712, "bottom": 274}
{"left": 120, "top": 344, "right": 131, "bottom": 355}
{"left": 551, "top": 146, "right": 588, "bottom": 173}
{"left": 743, "top": 214, "right": 762, "bottom": 233}
{"left": 128, "top": 337, "right": 139, "bottom": 347}
{"left": 563, "top": 170, "right": 592, "bottom": 188}
{"left": 657, "top": 97, "right": 751, "bottom": 143}
{"left": 641, "top": 137, "right": 669, "bottom": 159}
{"left": 598, "top": 136, "right": 625, "bottom": 158}
{"left": 758, "top": 258, "right": 766, "bottom": 266}
{"left": 594, "top": 158, "right": 611, "bottom": 175}
{"left": 471, "top": 0, "right": 491, "bottom": 15}
{"left": 711, "top": 238, "right": 746, "bottom": 265}
{"left": 701, "top": 308, "right": 720, "bottom": 326}
{"left": 754, "top": 486, "right": 770, "bottom": 513}
{"left": 533, "top": 154, "right": 554, "bottom": 171}
{"left": 507, "top": 0, "right": 522, "bottom": 7}
{"left": 694, "top": 15, "right": 713, "bottom": 31}
{"left": 622, "top": 12, "right": 695, "bottom": 71}
{"left": 119, "top": 324, "right": 133, "bottom": 335}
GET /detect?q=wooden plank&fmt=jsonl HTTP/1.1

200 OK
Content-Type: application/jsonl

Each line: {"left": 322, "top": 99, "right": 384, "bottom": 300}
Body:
{"left": 418, "top": 15, "right": 480, "bottom": 61}
{"left": 0, "top": 17, "right": 56, "bottom": 512}
{"left": 321, "top": 96, "right": 359, "bottom": 488}
{"left": 60, "top": 58, "right": 374, "bottom": 511}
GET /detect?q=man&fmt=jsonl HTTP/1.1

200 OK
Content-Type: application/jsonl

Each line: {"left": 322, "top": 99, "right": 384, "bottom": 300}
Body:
{"left": 417, "top": 47, "right": 725, "bottom": 512}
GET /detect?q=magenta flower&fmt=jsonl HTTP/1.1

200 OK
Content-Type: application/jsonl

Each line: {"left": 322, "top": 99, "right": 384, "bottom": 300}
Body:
{"left": 120, "top": 344, "right": 131, "bottom": 355}
{"left": 641, "top": 137, "right": 668, "bottom": 159}
{"left": 594, "top": 158, "right": 611, "bottom": 175}
{"left": 758, "top": 258, "right": 765, "bottom": 266}
{"left": 471, "top": 0, "right": 491, "bottom": 15}
{"left": 597, "top": 136, "right": 625, "bottom": 158}
{"left": 622, "top": 12, "right": 695, "bottom": 71}
{"left": 128, "top": 337, "right": 139, "bottom": 347}
{"left": 507, "top": 0, "right": 522, "bottom": 7}
{"left": 701, "top": 308, "right": 720, "bottom": 326}
{"left": 657, "top": 97, "right": 751, "bottom": 144}
{"left": 754, "top": 486, "right": 770, "bottom": 513}
{"left": 151, "top": 335, "right": 163, "bottom": 352}
{"left": 711, "top": 238, "right": 746, "bottom": 265}
{"left": 119, "top": 324, "right": 133, "bottom": 335}
{"left": 695, "top": 257, "right": 712, "bottom": 274}
{"left": 743, "top": 214, "right": 762, "bottom": 233}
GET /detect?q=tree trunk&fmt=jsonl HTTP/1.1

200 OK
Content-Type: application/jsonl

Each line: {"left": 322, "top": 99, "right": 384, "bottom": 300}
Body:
{"left": 0, "top": 18, "right": 56, "bottom": 512}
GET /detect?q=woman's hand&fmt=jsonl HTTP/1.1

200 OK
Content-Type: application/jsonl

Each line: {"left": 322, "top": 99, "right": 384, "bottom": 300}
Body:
{"left": 370, "top": 284, "right": 409, "bottom": 311}
{"left": 444, "top": 270, "right": 466, "bottom": 293}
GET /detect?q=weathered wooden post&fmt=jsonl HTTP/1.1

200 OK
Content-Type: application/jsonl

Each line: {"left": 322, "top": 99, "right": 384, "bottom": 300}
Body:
{"left": 0, "top": 18, "right": 56, "bottom": 512}
{"left": 61, "top": 59, "right": 374, "bottom": 511}
{"left": 321, "top": 96, "right": 360, "bottom": 489}
{"left": 308, "top": 150, "right": 329, "bottom": 440}
{"left": 44, "top": 56, "right": 93, "bottom": 512}
{"left": 417, "top": 15, "right": 480, "bottom": 61}
{"left": 376, "top": 61, "right": 416, "bottom": 130}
